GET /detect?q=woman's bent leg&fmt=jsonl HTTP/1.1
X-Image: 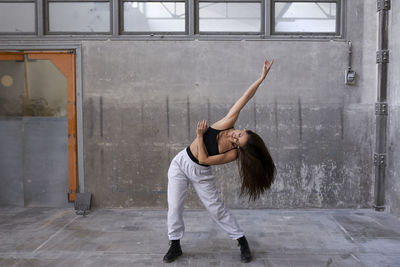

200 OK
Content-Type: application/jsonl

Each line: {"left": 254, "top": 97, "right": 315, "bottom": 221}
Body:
{"left": 190, "top": 169, "right": 244, "bottom": 240}
{"left": 167, "top": 156, "right": 189, "bottom": 240}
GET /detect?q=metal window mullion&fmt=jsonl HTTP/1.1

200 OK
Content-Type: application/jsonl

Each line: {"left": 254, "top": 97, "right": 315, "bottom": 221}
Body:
{"left": 194, "top": 0, "right": 199, "bottom": 34}
{"left": 119, "top": 0, "right": 124, "bottom": 34}
{"left": 260, "top": 0, "right": 265, "bottom": 36}
{"left": 188, "top": 0, "right": 194, "bottom": 35}
{"left": 185, "top": 0, "right": 189, "bottom": 35}
{"left": 112, "top": 0, "right": 118, "bottom": 36}
{"left": 264, "top": 0, "right": 270, "bottom": 37}
{"left": 340, "top": 0, "right": 345, "bottom": 39}
{"left": 37, "top": 0, "right": 43, "bottom": 36}
{"left": 44, "top": 0, "right": 49, "bottom": 34}
{"left": 270, "top": 0, "right": 276, "bottom": 35}
{"left": 335, "top": 0, "right": 341, "bottom": 36}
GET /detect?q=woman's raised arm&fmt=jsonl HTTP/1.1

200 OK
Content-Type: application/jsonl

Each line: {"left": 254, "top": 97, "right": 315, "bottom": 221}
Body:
{"left": 212, "top": 59, "right": 274, "bottom": 130}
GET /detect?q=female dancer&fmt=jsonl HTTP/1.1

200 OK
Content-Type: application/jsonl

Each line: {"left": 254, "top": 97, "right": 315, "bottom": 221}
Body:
{"left": 163, "top": 59, "right": 276, "bottom": 263}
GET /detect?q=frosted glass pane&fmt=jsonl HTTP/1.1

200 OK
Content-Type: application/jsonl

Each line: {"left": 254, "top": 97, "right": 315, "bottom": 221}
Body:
{"left": 124, "top": 2, "right": 185, "bottom": 32}
{"left": 24, "top": 60, "right": 68, "bottom": 117}
{"left": 199, "top": 3, "right": 261, "bottom": 32}
{"left": 0, "top": 3, "right": 35, "bottom": 33}
{"left": 275, "top": 2, "right": 336, "bottom": 33}
{"left": 0, "top": 59, "right": 67, "bottom": 117}
{"left": 49, "top": 2, "right": 110, "bottom": 32}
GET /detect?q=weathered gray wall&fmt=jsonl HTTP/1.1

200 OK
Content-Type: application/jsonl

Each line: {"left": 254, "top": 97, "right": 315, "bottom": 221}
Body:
{"left": 1, "top": 0, "right": 387, "bottom": 210}
{"left": 82, "top": 0, "right": 379, "bottom": 209}
{"left": 387, "top": 0, "right": 400, "bottom": 218}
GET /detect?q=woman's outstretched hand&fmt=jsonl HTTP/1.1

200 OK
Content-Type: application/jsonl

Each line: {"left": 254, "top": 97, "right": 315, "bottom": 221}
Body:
{"left": 197, "top": 120, "right": 208, "bottom": 137}
{"left": 261, "top": 58, "right": 274, "bottom": 79}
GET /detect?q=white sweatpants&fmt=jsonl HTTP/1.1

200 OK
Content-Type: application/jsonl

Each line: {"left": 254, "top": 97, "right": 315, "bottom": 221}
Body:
{"left": 167, "top": 149, "right": 244, "bottom": 240}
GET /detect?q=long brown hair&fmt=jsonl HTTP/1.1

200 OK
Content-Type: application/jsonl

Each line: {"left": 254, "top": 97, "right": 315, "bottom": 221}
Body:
{"left": 237, "top": 130, "right": 276, "bottom": 201}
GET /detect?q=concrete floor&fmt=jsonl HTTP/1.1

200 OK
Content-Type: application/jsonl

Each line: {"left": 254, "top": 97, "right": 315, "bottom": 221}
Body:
{"left": 1, "top": 208, "right": 400, "bottom": 267}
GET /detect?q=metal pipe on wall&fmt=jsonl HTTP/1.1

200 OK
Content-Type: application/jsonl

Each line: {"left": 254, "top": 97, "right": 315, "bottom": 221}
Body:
{"left": 374, "top": 0, "right": 391, "bottom": 211}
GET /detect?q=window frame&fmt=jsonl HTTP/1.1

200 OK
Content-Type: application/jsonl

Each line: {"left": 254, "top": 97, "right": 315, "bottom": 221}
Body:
{"left": 120, "top": 0, "right": 188, "bottom": 35}
{"left": 44, "top": 0, "right": 113, "bottom": 35}
{"left": 0, "top": 0, "right": 345, "bottom": 40}
{"left": 0, "top": 0, "right": 38, "bottom": 35}
{"left": 271, "top": 0, "right": 341, "bottom": 37}
{"left": 196, "top": 0, "right": 265, "bottom": 35}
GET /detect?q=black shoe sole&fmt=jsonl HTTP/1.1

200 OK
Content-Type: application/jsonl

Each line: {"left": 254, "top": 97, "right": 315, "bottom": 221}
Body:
{"left": 241, "top": 257, "right": 252, "bottom": 263}
{"left": 163, "top": 251, "right": 182, "bottom": 263}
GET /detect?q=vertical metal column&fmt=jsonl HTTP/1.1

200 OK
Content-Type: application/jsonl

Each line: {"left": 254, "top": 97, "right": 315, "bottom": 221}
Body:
{"left": 374, "top": 0, "right": 390, "bottom": 211}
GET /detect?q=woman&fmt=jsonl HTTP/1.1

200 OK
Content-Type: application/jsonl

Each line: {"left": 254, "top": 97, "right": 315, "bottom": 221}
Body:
{"left": 164, "top": 59, "right": 276, "bottom": 263}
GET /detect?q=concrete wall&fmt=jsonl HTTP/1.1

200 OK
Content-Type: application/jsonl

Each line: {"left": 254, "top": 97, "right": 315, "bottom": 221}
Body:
{"left": 387, "top": 0, "right": 400, "bottom": 218}
{"left": 1, "top": 0, "right": 389, "bottom": 210}
{"left": 81, "top": 0, "right": 378, "bottom": 209}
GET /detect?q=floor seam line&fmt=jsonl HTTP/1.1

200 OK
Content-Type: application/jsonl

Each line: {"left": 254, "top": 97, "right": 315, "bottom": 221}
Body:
{"left": 31, "top": 215, "right": 79, "bottom": 255}
{"left": 329, "top": 215, "right": 355, "bottom": 243}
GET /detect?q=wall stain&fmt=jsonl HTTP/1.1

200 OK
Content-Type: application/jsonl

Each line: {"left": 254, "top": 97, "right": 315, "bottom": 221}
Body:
{"left": 298, "top": 97, "right": 303, "bottom": 141}
{"left": 168, "top": 147, "right": 171, "bottom": 165}
{"left": 111, "top": 158, "right": 125, "bottom": 193}
{"left": 340, "top": 107, "right": 344, "bottom": 140}
{"left": 274, "top": 99, "right": 278, "bottom": 139}
{"left": 253, "top": 101, "right": 257, "bottom": 130}
{"left": 141, "top": 101, "right": 144, "bottom": 125}
{"left": 207, "top": 98, "right": 211, "bottom": 123}
{"left": 120, "top": 109, "right": 124, "bottom": 135}
{"left": 187, "top": 96, "right": 190, "bottom": 140}
{"left": 166, "top": 96, "right": 170, "bottom": 138}
{"left": 89, "top": 98, "right": 94, "bottom": 138}
{"left": 100, "top": 96, "right": 103, "bottom": 137}
{"left": 100, "top": 147, "right": 104, "bottom": 176}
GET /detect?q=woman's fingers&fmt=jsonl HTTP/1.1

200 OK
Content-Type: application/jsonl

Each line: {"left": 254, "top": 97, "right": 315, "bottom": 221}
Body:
{"left": 197, "top": 120, "right": 208, "bottom": 133}
{"left": 264, "top": 58, "right": 274, "bottom": 67}
{"left": 263, "top": 58, "right": 274, "bottom": 75}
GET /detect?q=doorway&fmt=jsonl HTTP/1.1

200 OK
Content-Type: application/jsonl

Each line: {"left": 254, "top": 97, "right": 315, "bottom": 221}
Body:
{"left": 0, "top": 51, "right": 78, "bottom": 206}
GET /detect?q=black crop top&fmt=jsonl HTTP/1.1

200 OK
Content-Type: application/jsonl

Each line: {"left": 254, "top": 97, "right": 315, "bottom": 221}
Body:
{"left": 186, "top": 126, "right": 234, "bottom": 166}
{"left": 203, "top": 126, "right": 232, "bottom": 156}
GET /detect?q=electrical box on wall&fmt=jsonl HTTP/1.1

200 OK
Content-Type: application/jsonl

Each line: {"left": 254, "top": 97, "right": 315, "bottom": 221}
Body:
{"left": 345, "top": 41, "right": 356, "bottom": 85}
{"left": 345, "top": 69, "right": 356, "bottom": 85}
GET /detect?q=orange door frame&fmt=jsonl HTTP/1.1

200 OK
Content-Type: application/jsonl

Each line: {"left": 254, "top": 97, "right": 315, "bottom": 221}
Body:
{"left": 0, "top": 51, "right": 78, "bottom": 201}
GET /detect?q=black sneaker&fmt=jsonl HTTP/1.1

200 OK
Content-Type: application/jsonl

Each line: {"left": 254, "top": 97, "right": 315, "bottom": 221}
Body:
{"left": 163, "top": 240, "right": 182, "bottom": 263}
{"left": 237, "top": 236, "right": 252, "bottom": 263}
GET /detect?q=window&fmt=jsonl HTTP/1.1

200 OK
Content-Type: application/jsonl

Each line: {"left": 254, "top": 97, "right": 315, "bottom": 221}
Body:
{"left": 122, "top": 1, "right": 187, "bottom": 34}
{"left": 45, "top": 0, "right": 111, "bottom": 34}
{"left": 198, "top": 1, "right": 263, "bottom": 34}
{"left": 0, "top": 1, "right": 36, "bottom": 34}
{"left": 0, "top": 0, "right": 344, "bottom": 38}
{"left": 272, "top": 0, "right": 340, "bottom": 35}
